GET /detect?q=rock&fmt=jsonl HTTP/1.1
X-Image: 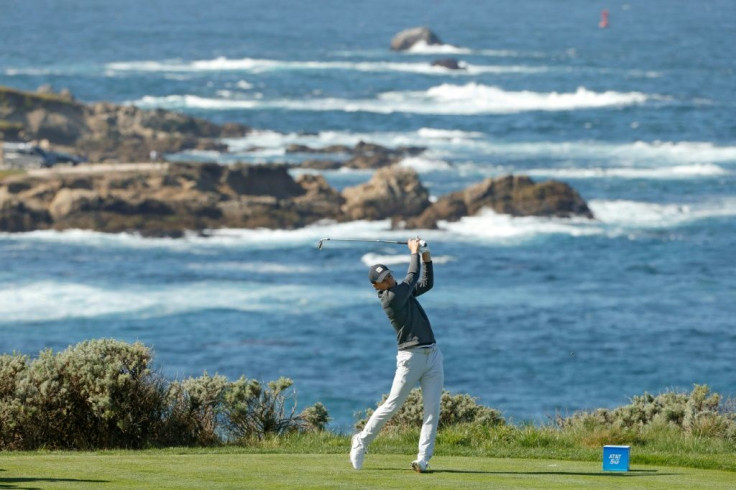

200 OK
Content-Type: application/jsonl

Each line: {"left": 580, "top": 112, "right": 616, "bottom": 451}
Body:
{"left": 49, "top": 188, "right": 100, "bottom": 220}
{"left": 299, "top": 159, "right": 343, "bottom": 170}
{"left": 0, "top": 162, "right": 345, "bottom": 236}
{"left": 285, "top": 143, "right": 352, "bottom": 154}
{"left": 431, "top": 58, "right": 464, "bottom": 70}
{"left": 341, "top": 165, "right": 430, "bottom": 221}
{"left": 292, "top": 141, "right": 426, "bottom": 170}
{"left": 406, "top": 175, "right": 594, "bottom": 229}
{"left": 0, "top": 86, "right": 252, "bottom": 163}
{"left": 221, "top": 164, "right": 304, "bottom": 199}
{"left": 0, "top": 162, "right": 593, "bottom": 237}
{"left": 390, "top": 27, "right": 443, "bottom": 51}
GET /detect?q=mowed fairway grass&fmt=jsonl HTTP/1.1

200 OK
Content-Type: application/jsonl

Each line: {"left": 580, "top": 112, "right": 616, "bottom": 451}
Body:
{"left": 2, "top": 451, "right": 736, "bottom": 489}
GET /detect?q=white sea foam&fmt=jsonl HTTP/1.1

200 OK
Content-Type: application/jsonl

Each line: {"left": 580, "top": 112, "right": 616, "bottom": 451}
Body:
{"left": 416, "top": 128, "right": 486, "bottom": 140}
{"left": 360, "top": 252, "right": 454, "bottom": 266}
{"left": 426, "top": 139, "right": 736, "bottom": 168}
{"left": 135, "top": 94, "right": 259, "bottom": 110}
{"left": 405, "top": 41, "right": 473, "bottom": 54}
{"left": 441, "top": 208, "right": 602, "bottom": 242}
{"left": 398, "top": 156, "right": 453, "bottom": 172}
{"left": 526, "top": 163, "right": 728, "bottom": 180}
{"left": 132, "top": 84, "right": 651, "bottom": 115}
{"left": 0, "top": 279, "right": 360, "bottom": 323}
{"left": 224, "top": 127, "right": 485, "bottom": 154}
{"left": 588, "top": 199, "right": 736, "bottom": 228}
{"left": 224, "top": 131, "right": 736, "bottom": 168}
{"left": 106, "top": 56, "right": 544, "bottom": 76}
{"left": 187, "top": 261, "right": 315, "bottom": 274}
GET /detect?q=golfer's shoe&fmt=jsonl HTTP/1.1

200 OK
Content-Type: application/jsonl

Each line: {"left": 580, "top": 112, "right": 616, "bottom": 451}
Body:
{"left": 411, "top": 460, "right": 428, "bottom": 473}
{"left": 350, "top": 434, "right": 366, "bottom": 470}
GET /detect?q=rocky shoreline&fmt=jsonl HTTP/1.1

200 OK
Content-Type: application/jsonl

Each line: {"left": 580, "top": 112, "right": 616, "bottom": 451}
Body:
{"left": 1, "top": 84, "right": 594, "bottom": 237}
{"left": 0, "top": 85, "right": 250, "bottom": 163}
{"left": 0, "top": 161, "right": 593, "bottom": 237}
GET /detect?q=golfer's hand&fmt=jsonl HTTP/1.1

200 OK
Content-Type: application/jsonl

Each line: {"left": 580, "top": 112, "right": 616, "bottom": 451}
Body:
{"left": 408, "top": 238, "right": 421, "bottom": 254}
{"left": 419, "top": 241, "right": 431, "bottom": 262}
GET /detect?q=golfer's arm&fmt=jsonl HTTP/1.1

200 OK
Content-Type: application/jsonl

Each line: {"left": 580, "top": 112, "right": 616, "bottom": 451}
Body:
{"left": 414, "top": 260, "right": 433, "bottom": 296}
{"left": 399, "top": 253, "right": 421, "bottom": 286}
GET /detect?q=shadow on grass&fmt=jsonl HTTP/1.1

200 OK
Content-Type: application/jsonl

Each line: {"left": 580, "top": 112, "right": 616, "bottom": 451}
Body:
{"left": 0, "top": 477, "right": 108, "bottom": 489}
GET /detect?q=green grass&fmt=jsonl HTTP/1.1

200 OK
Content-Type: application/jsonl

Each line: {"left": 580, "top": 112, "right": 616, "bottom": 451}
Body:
{"left": 2, "top": 449, "right": 736, "bottom": 489}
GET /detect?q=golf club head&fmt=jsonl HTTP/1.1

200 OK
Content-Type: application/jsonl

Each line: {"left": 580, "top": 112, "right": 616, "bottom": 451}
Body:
{"left": 317, "top": 238, "right": 326, "bottom": 250}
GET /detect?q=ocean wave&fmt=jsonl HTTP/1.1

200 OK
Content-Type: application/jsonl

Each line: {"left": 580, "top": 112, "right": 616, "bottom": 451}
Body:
{"left": 405, "top": 41, "right": 473, "bottom": 55}
{"left": 588, "top": 199, "right": 736, "bottom": 228}
{"left": 132, "top": 84, "right": 651, "bottom": 115}
{"left": 442, "top": 209, "right": 602, "bottom": 242}
{"left": 360, "top": 252, "right": 455, "bottom": 266}
{"left": 526, "top": 163, "right": 729, "bottom": 180}
{"left": 223, "top": 127, "right": 485, "bottom": 154}
{"left": 398, "top": 156, "right": 454, "bottom": 172}
{"left": 187, "top": 261, "right": 316, "bottom": 274}
{"left": 0, "top": 279, "right": 361, "bottom": 323}
{"left": 429, "top": 139, "right": 736, "bottom": 167}
{"left": 106, "top": 56, "right": 545, "bottom": 76}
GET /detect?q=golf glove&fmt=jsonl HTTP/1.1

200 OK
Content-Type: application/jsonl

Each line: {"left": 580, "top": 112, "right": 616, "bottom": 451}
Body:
{"left": 419, "top": 240, "right": 430, "bottom": 254}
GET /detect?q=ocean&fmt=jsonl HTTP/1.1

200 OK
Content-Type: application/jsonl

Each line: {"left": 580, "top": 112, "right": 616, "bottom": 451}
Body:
{"left": 1, "top": 0, "right": 735, "bottom": 431}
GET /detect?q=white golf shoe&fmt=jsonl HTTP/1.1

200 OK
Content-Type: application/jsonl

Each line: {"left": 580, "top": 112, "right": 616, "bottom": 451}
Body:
{"left": 411, "top": 460, "right": 428, "bottom": 473}
{"left": 350, "top": 434, "right": 366, "bottom": 470}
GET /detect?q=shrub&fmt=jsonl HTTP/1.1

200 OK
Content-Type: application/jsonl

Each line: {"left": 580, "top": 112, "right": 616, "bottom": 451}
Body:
{"left": 223, "top": 376, "right": 330, "bottom": 442}
{"left": 556, "top": 385, "right": 736, "bottom": 443}
{"left": 0, "top": 353, "right": 29, "bottom": 449}
{"left": 0, "top": 340, "right": 332, "bottom": 450}
{"left": 160, "top": 373, "right": 228, "bottom": 446}
{"left": 355, "top": 389, "right": 504, "bottom": 431}
{"left": 0, "top": 340, "right": 166, "bottom": 450}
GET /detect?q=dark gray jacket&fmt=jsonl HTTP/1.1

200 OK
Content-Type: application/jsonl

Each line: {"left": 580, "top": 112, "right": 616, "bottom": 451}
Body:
{"left": 377, "top": 253, "right": 436, "bottom": 350}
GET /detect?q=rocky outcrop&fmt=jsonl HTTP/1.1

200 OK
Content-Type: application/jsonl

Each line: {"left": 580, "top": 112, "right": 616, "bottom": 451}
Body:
{"left": 295, "top": 141, "right": 426, "bottom": 170}
{"left": 0, "top": 85, "right": 250, "bottom": 163}
{"left": 406, "top": 175, "right": 594, "bottom": 229}
{"left": 341, "top": 166, "right": 430, "bottom": 221}
{"left": 0, "top": 163, "right": 593, "bottom": 237}
{"left": 390, "top": 27, "right": 443, "bottom": 51}
{"left": 0, "top": 162, "right": 342, "bottom": 237}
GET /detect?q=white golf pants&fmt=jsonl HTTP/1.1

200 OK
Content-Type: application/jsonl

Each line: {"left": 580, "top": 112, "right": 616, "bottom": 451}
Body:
{"left": 357, "top": 345, "right": 444, "bottom": 464}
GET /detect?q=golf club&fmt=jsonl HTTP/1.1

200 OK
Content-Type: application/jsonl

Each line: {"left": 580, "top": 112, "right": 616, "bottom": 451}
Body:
{"left": 317, "top": 238, "right": 426, "bottom": 250}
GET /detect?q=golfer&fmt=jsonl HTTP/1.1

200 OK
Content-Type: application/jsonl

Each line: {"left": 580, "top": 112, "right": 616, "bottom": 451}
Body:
{"left": 350, "top": 238, "right": 444, "bottom": 473}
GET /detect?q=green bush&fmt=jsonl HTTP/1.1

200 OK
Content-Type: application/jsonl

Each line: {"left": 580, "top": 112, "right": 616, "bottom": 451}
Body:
{"left": 0, "top": 340, "right": 331, "bottom": 450}
{"left": 0, "top": 340, "right": 165, "bottom": 450}
{"left": 355, "top": 389, "right": 505, "bottom": 431}
{"left": 160, "top": 373, "right": 227, "bottom": 447}
{"left": 223, "top": 377, "right": 329, "bottom": 442}
{"left": 555, "top": 385, "right": 736, "bottom": 444}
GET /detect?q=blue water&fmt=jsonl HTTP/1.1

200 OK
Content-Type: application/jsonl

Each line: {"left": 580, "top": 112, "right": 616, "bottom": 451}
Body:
{"left": 2, "top": 0, "right": 735, "bottom": 431}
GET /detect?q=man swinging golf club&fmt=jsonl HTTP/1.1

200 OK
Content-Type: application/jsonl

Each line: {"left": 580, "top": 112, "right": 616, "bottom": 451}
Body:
{"left": 350, "top": 238, "right": 444, "bottom": 473}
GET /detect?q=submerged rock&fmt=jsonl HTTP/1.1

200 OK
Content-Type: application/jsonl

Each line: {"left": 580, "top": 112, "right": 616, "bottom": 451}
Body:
{"left": 431, "top": 58, "right": 464, "bottom": 70}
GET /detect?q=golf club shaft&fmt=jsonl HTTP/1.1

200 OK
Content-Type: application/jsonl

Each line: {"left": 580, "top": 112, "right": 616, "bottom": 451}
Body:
{"left": 317, "top": 238, "right": 425, "bottom": 249}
